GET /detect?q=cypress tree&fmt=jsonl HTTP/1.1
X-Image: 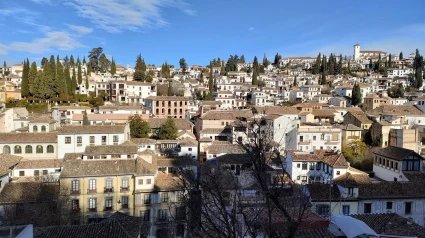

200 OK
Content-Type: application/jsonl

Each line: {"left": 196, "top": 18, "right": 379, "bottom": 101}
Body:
{"left": 320, "top": 70, "right": 327, "bottom": 85}
{"left": 239, "top": 55, "right": 245, "bottom": 64}
{"left": 83, "top": 110, "right": 90, "bottom": 125}
{"left": 28, "top": 62, "right": 37, "bottom": 97}
{"left": 21, "top": 59, "right": 30, "bottom": 98}
{"left": 76, "top": 56, "right": 81, "bottom": 65}
{"left": 49, "top": 55, "right": 56, "bottom": 80}
{"left": 399, "top": 52, "right": 403, "bottom": 60}
{"left": 85, "top": 76, "right": 89, "bottom": 89}
{"left": 253, "top": 56, "right": 259, "bottom": 74}
{"left": 167, "top": 82, "right": 173, "bottom": 96}
{"left": 64, "top": 66, "right": 71, "bottom": 95}
{"left": 71, "top": 67, "right": 77, "bottom": 95}
{"left": 337, "top": 54, "right": 343, "bottom": 74}
{"left": 70, "top": 55, "right": 75, "bottom": 68}
{"left": 388, "top": 53, "right": 392, "bottom": 68}
{"left": 83, "top": 56, "right": 86, "bottom": 65}
{"left": 293, "top": 75, "right": 297, "bottom": 86}
{"left": 110, "top": 57, "right": 116, "bottom": 75}
{"left": 55, "top": 55, "right": 67, "bottom": 98}
{"left": 77, "top": 62, "right": 83, "bottom": 85}
{"left": 352, "top": 83, "right": 361, "bottom": 106}
{"left": 208, "top": 62, "right": 214, "bottom": 93}
{"left": 252, "top": 70, "right": 258, "bottom": 85}
{"left": 199, "top": 72, "right": 204, "bottom": 84}
{"left": 313, "top": 53, "right": 321, "bottom": 74}
{"left": 328, "top": 54, "right": 335, "bottom": 75}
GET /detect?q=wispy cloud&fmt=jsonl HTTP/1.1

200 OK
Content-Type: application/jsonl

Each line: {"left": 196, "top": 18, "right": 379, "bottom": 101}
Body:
{"left": 66, "top": 24, "right": 93, "bottom": 35}
{"left": 3, "top": 31, "right": 86, "bottom": 55}
{"left": 16, "top": 29, "right": 34, "bottom": 34}
{"left": 30, "top": 0, "right": 53, "bottom": 4}
{"left": 0, "top": 7, "right": 51, "bottom": 32}
{"left": 64, "top": 0, "right": 196, "bottom": 33}
{"left": 248, "top": 27, "right": 255, "bottom": 31}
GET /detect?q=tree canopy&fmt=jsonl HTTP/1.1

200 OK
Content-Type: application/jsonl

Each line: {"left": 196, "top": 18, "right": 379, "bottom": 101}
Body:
{"left": 129, "top": 115, "right": 151, "bottom": 138}
{"left": 158, "top": 117, "right": 178, "bottom": 140}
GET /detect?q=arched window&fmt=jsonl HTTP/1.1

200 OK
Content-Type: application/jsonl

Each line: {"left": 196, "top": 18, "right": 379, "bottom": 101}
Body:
{"left": 36, "top": 145, "right": 43, "bottom": 154}
{"left": 33, "top": 125, "right": 38, "bottom": 132}
{"left": 47, "top": 145, "right": 54, "bottom": 153}
{"left": 3, "top": 145, "right": 10, "bottom": 154}
{"left": 41, "top": 125, "right": 46, "bottom": 132}
{"left": 14, "top": 145, "right": 22, "bottom": 154}
{"left": 25, "top": 145, "right": 32, "bottom": 154}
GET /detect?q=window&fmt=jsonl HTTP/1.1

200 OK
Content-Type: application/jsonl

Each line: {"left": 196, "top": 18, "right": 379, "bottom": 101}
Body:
{"left": 302, "top": 163, "right": 307, "bottom": 170}
{"left": 43, "top": 170, "right": 48, "bottom": 175}
{"left": 33, "top": 125, "right": 38, "bottom": 132}
{"left": 138, "top": 179, "right": 143, "bottom": 185}
{"left": 102, "top": 136, "right": 107, "bottom": 144}
{"left": 121, "top": 196, "right": 129, "bottom": 209}
{"left": 88, "top": 179, "right": 96, "bottom": 193}
{"left": 405, "top": 202, "right": 412, "bottom": 214}
{"left": 297, "top": 163, "right": 300, "bottom": 168}
{"left": 14, "top": 145, "right": 22, "bottom": 154}
{"left": 105, "top": 197, "right": 113, "bottom": 210}
{"left": 105, "top": 179, "right": 113, "bottom": 192}
{"left": 161, "top": 193, "right": 169, "bottom": 203}
{"left": 158, "top": 209, "right": 167, "bottom": 221}
{"left": 144, "top": 194, "right": 151, "bottom": 204}
{"left": 72, "top": 180, "right": 80, "bottom": 193}
{"left": 313, "top": 136, "right": 316, "bottom": 141}
{"left": 141, "top": 210, "right": 150, "bottom": 221}
{"left": 121, "top": 178, "right": 129, "bottom": 189}
{"left": 41, "top": 125, "right": 46, "bottom": 132}
{"left": 188, "top": 148, "right": 192, "bottom": 151}
{"left": 146, "top": 179, "right": 152, "bottom": 184}
{"left": 71, "top": 199, "right": 79, "bottom": 211}
{"left": 90, "top": 136, "right": 95, "bottom": 144}
{"left": 309, "top": 163, "right": 315, "bottom": 170}
{"left": 89, "top": 198, "right": 97, "bottom": 210}
{"left": 316, "top": 204, "right": 330, "bottom": 217}
{"left": 386, "top": 202, "right": 393, "bottom": 210}
{"left": 47, "top": 145, "right": 54, "bottom": 153}
{"left": 113, "top": 135, "right": 118, "bottom": 143}
{"left": 77, "top": 136, "right": 82, "bottom": 145}
{"left": 25, "top": 145, "right": 32, "bottom": 154}
{"left": 236, "top": 165, "right": 241, "bottom": 175}
{"left": 3, "top": 145, "right": 10, "bottom": 154}
{"left": 336, "top": 171, "right": 340, "bottom": 175}
{"left": 34, "top": 170, "right": 39, "bottom": 176}
{"left": 364, "top": 203, "right": 372, "bottom": 214}
{"left": 36, "top": 145, "right": 43, "bottom": 153}
{"left": 65, "top": 137, "right": 71, "bottom": 144}
{"left": 19, "top": 171, "right": 25, "bottom": 176}
{"left": 342, "top": 205, "right": 350, "bottom": 215}
{"left": 301, "top": 176, "right": 307, "bottom": 182}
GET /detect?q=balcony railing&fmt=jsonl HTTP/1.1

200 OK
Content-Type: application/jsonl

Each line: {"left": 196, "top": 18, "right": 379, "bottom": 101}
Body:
{"left": 121, "top": 204, "right": 129, "bottom": 209}
{"left": 103, "top": 206, "right": 113, "bottom": 212}
{"left": 347, "top": 136, "right": 360, "bottom": 139}
{"left": 87, "top": 189, "right": 97, "bottom": 194}
{"left": 71, "top": 189, "right": 80, "bottom": 195}
{"left": 87, "top": 208, "right": 97, "bottom": 212}
{"left": 120, "top": 187, "right": 129, "bottom": 193}
{"left": 104, "top": 187, "right": 114, "bottom": 193}
{"left": 71, "top": 207, "right": 81, "bottom": 213}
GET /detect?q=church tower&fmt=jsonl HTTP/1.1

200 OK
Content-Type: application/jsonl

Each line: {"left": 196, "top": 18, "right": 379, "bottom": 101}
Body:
{"left": 354, "top": 44, "right": 360, "bottom": 60}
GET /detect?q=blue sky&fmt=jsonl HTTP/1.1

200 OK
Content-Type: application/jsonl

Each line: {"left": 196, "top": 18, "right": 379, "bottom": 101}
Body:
{"left": 0, "top": 0, "right": 424, "bottom": 67}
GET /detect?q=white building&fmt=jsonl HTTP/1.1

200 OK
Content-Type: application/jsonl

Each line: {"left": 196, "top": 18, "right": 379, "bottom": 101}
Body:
{"left": 57, "top": 124, "right": 130, "bottom": 159}
{"left": 287, "top": 123, "right": 342, "bottom": 153}
{"left": 262, "top": 114, "right": 300, "bottom": 150}
{"left": 0, "top": 133, "right": 58, "bottom": 160}
{"left": 51, "top": 105, "right": 92, "bottom": 125}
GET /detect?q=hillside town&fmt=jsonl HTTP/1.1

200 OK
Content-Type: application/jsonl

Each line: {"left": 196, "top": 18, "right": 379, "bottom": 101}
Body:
{"left": 2, "top": 44, "right": 425, "bottom": 238}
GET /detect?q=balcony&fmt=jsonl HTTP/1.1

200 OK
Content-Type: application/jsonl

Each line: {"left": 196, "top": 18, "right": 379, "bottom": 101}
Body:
{"left": 87, "top": 208, "right": 97, "bottom": 212}
{"left": 104, "top": 187, "right": 114, "bottom": 193}
{"left": 121, "top": 204, "right": 129, "bottom": 209}
{"left": 71, "top": 207, "right": 81, "bottom": 213}
{"left": 103, "top": 206, "right": 113, "bottom": 212}
{"left": 71, "top": 189, "right": 80, "bottom": 195}
{"left": 155, "top": 216, "right": 169, "bottom": 224}
{"left": 87, "top": 189, "right": 97, "bottom": 194}
{"left": 347, "top": 136, "right": 360, "bottom": 140}
{"left": 120, "top": 187, "right": 129, "bottom": 193}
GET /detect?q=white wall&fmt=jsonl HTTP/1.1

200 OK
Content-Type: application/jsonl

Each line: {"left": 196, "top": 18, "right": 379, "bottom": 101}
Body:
{"left": 179, "top": 145, "right": 198, "bottom": 160}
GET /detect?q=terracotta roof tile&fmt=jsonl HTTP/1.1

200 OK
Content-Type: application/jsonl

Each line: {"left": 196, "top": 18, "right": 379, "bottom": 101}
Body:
{"left": 84, "top": 145, "right": 138, "bottom": 155}
{"left": 58, "top": 125, "right": 126, "bottom": 134}
{"left": 15, "top": 159, "right": 62, "bottom": 169}
{"left": 0, "top": 154, "right": 22, "bottom": 177}
{"left": 0, "top": 132, "right": 57, "bottom": 143}
{"left": 148, "top": 118, "right": 192, "bottom": 130}
{"left": 208, "top": 141, "right": 246, "bottom": 154}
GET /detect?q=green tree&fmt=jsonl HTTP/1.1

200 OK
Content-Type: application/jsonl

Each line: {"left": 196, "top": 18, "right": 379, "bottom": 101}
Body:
{"left": 351, "top": 82, "right": 361, "bottom": 106}
{"left": 336, "top": 54, "right": 343, "bottom": 74}
{"left": 89, "top": 96, "right": 104, "bottom": 109}
{"left": 69, "top": 55, "right": 75, "bottom": 68}
{"left": 328, "top": 54, "right": 335, "bottom": 75}
{"left": 413, "top": 49, "right": 423, "bottom": 89}
{"left": 167, "top": 82, "right": 173, "bottom": 96}
{"left": 110, "top": 57, "right": 116, "bottom": 75}
{"left": 85, "top": 76, "right": 89, "bottom": 89}
{"left": 161, "top": 62, "right": 171, "bottom": 78}
{"left": 21, "top": 59, "right": 30, "bottom": 98}
{"left": 312, "top": 53, "right": 321, "bottom": 74}
{"left": 99, "top": 53, "right": 110, "bottom": 73}
{"left": 239, "top": 55, "right": 245, "bottom": 64}
{"left": 252, "top": 70, "right": 258, "bottom": 85}
{"left": 399, "top": 52, "right": 403, "bottom": 60}
{"left": 179, "top": 58, "right": 187, "bottom": 74}
{"left": 77, "top": 62, "right": 83, "bottom": 85}
{"left": 28, "top": 62, "right": 38, "bottom": 97}
{"left": 88, "top": 47, "right": 103, "bottom": 73}
{"left": 199, "top": 72, "right": 204, "bottom": 84}
{"left": 293, "top": 75, "right": 297, "bottom": 86}
{"left": 128, "top": 114, "right": 150, "bottom": 138}
{"left": 158, "top": 117, "right": 178, "bottom": 140}
{"left": 70, "top": 67, "right": 77, "bottom": 96}
{"left": 64, "top": 66, "right": 71, "bottom": 95}
{"left": 83, "top": 110, "right": 90, "bottom": 125}
{"left": 273, "top": 53, "right": 281, "bottom": 66}
{"left": 3, "top": 61, "right": 6, "bottom": 68}
{"left": 55, "top": 56, "right": 67, "bottom": 98}
{"left": 253, "top": 56, "right": 259, "bottom": 74}
{"left": 342, "top": 139, "right": 367, "bottom": 169}
{"left": 320, "top": 70, "right": 327, "bottom": 85}
{"left": 387, "top": 84, "right": 405, "bottom": 98}
{"left": 262, "top": 54, "right": 270, "bottom": 68}
{"left": 82, "top": 56, "right": 86, "bottom": 65}
{"left": 208, "top": 63, "right": 214, "bottom": 92}
{"left": 388, "top": 53, "right": 392, "bottom": 68}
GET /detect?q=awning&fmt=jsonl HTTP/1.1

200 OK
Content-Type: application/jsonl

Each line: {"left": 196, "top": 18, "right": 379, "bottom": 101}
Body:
{"left": 331, "top": 215, "right": 377, "bottom": 238}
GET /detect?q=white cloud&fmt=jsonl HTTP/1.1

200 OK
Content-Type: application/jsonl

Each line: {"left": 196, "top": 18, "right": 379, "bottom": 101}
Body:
{"left": 30, "top": 0, "right": 53, "bottom": 4}
{"left": 64, "top": 0, "right": 196, "bottom": 33}
{"left": 66, "top": 24, "right": 93, "bottom": 35}
{"left": 4, "top": 31, "right": 86, "bottom": 54}
{"left": 249, "top": 27, "right": 255, "bottom": 31}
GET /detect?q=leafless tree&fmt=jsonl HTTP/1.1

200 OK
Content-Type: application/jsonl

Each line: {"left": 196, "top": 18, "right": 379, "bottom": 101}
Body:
{"left": 169, "top": 108, "right": 313, "bottom": 238}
